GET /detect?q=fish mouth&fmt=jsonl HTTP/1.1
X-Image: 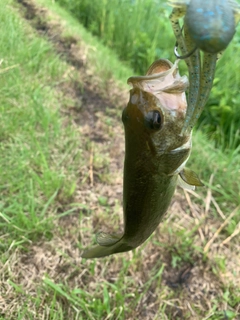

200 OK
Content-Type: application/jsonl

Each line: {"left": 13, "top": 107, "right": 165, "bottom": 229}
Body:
{"left": 127, "top": 59, "right": 188, "bottom": 113}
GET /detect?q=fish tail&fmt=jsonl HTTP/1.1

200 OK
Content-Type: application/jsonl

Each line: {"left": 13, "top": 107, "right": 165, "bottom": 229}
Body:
{"left": 81, "top": 236, "right": 133, "bottom": 259}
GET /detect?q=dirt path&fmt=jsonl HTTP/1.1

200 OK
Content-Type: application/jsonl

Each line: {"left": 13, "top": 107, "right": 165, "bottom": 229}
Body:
{"left": 3, "top": 0, "right": 239, "bottom": 319}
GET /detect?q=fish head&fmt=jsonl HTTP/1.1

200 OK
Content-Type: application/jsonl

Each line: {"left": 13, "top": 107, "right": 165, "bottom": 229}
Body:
{"left": 123, "top": 59, "right": 192, "bottom": 175}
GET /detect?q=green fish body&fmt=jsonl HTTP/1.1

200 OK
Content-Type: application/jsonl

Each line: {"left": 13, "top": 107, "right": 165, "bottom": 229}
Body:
{"left": 82, "top": 59, "right": 202, "bottom": 259}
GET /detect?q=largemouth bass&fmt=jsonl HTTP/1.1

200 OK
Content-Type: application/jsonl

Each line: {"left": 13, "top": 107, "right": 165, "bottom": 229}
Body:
{"left": 82, "top": 59, "right": 202, "bottom": 259}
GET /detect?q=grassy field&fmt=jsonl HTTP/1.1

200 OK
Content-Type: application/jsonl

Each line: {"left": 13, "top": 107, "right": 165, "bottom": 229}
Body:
{"left": 0, "top": 0, "right": 239, "bottom": 319}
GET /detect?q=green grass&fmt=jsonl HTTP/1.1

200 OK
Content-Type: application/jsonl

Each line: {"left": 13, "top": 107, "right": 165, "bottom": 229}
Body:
{"left": 33, "top": 0, "right": 134, "bottom": 86}
{"left": 0, "top": 0, "right": 239, "bottom": 319}
{"left": 54, "top": 0, "right": 174, "bottom": 74}
{"left": 54, "top": 0, "right": 173, "bottom": 74}
{"left": 0, "top": 0, "right": 81, "bottom": 246}
{"left": 198, "top": 42, "right": 240, "bottom": 151}
{"left": 190, "top": 130, "right": 240, "bottom": 206}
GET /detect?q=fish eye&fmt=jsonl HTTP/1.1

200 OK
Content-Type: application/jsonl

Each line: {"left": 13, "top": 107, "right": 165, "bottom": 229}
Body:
{"left": 145, "top": 110, "right": 162, "bottom": 130}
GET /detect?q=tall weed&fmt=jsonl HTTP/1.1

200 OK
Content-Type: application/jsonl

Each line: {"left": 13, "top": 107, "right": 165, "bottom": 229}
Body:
{"left": 55, "top": 0, "right": 174, "bottom": 73}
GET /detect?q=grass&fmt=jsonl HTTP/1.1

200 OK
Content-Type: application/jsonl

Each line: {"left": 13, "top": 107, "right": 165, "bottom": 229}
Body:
{"left": 0, "top": 0, "right": 81, "bottom": 249}
{"left": 190, "top": 131, "right": 240, "bottom": 207}
{"left": 53, "top": 0, "right": 175, "bottom": 74}
{"left": 0, "top": 0, "right": 239, "bottom": 319}
{"left": 54, "top": 0, "right": 173, "bottom": 74}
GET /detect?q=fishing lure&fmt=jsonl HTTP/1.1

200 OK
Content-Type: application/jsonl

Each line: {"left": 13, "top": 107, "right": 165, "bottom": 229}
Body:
{"left": 169, "top": 0, "right": 240, "bottom": 134}
{"left": 82, "top": 59, "right": 203, "bottom": 259}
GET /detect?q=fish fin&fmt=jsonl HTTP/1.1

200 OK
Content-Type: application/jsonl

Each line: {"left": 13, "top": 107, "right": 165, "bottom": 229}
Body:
{"left": 96, "top": 232, "right": 122, "bottom": 246}
{"left": 179, "top": 168, "right": 204, "bottom": 187}
{"left": 178, "top": 175, "right": 195, "bottom": 191}
{"left": 82, "top": 240, "right": 133, "bottom": 259}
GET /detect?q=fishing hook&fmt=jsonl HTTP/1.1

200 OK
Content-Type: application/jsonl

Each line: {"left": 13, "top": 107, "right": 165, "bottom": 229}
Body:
{"left": 174, "top": 41, "right": 197, "bottom": 59}
{"left": 174, "top": 24, "right": 197, "bottom": 59}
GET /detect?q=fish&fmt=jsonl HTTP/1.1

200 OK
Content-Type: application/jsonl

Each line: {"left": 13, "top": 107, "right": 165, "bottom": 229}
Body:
{"left": 168, "top": 0, "right": 240, "bottom": 134}
{"left": 82, "top": 59, "right": 203, "bottom": 259}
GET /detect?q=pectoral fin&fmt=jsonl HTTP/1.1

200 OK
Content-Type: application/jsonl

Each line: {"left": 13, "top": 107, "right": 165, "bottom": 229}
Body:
{"left": 96, "top": 232, "right": 122, "bottom": 246}
{"left": 178, "top": 168, "right": 204, "bottom": 190}
{"left": 178, "top": 175, "right": 196, "bottom": 191}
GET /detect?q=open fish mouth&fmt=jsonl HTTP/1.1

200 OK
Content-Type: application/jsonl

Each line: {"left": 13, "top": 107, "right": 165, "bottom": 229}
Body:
{"left": 127, "top": 59, "right": 189, "bottom": 113}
